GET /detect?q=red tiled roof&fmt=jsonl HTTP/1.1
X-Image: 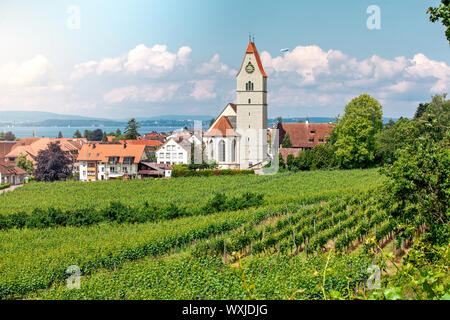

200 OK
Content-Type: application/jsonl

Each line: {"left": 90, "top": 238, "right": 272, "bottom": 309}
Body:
{"left": 77, "top": 143, "right": 147, "bottom": 163}
{"left": 0, "top": 142, "right": 17, "bottom": 160}
{"left": 0, "top": 161, "right": 27, "bottom": 176}
{"left": 205, "top": 116, "right": 236, "bottom": 137}
{"left": 120, "top": 139, "right": 162, "bottom": 147}
{"left": 6, "top": 138, "right": 84, "bottom": 164}
{"left": 246, "top": 41, "right": 267, "bottom": 78}
{"left": 279, "top": 123, "right": 335, "bottom": 149}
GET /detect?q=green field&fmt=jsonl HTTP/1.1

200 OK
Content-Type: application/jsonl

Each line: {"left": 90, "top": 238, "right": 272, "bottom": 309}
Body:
{"left": 0, "top": 169, "right": 392, "bottom": 300}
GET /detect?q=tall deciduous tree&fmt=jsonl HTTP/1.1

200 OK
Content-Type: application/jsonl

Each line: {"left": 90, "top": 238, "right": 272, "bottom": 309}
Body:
{"left": 124, "top": 118, "right": 140, "bottom": 139}
{"left": 428, "top": 0, "right": 450, "bottom": 45}
{"left": 35, "top": 142, "right": 72, "bottom": 181}
{"left": 333, "top": 94, "right": 383, "bottom": 169}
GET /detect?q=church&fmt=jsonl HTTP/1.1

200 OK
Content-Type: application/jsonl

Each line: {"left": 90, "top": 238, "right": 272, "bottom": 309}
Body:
{"left": 203, "top": 40, "right": 269, "bottom": 169}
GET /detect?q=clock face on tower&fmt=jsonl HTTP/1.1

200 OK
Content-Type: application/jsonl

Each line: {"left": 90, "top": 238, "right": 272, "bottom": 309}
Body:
{"left": 246, "top": 62, "right": 255, "bottom": 73}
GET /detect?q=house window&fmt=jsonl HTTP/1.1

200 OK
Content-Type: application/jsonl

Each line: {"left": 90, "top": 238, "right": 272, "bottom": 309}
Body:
{"left": 123, "top": 157, "right": 134, "bottom": 165}
{"left": 123, "top": 167, "right": 128, "bottom": 173}
{"left": 87, "top": 162, "right": 95, "bottom": 168}
{"left": 319, "top": 139, "right": 324, "bottom": 142}
{"left": 309, "top": 138, "right": 314, "bottom": 142}
{"left": 231, "top": 140, "right": 236, "bottom": 163}
{"left": 166, "top": 153, "right": 170, "bottom": 159}
{"left": 310, "top": 130, "right": 316, "bottom": 134}
{"left": 108, "top": 157, "right": 119, "bottom": 165}
{"left": 248, "top": 99, "right": 251, "bottom": 104}
{"left": 110, "top": 167, "right": 116, "bottom": 173}
{"left": 219, "top": 140, "right": 226, "bottom": 162}
{"left": 179, "top": 153, "right": 183, "bottom": 159}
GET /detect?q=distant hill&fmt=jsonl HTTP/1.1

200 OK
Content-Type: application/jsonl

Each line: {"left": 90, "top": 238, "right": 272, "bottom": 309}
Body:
{"left": 0, "top": 111, "right": 109, "bottom": 123}
{"left": 135, "top": 115, "right": 215, "bottom": 121}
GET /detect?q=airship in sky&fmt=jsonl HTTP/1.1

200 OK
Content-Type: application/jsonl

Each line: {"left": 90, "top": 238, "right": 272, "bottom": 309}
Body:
{"left": 280, "top": 48, "right": 289, "bottom": 52}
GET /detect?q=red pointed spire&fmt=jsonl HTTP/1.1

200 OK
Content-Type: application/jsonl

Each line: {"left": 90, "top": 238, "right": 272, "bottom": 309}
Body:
{"left": 245, "top": 41, "right": 267, "bottom": 78}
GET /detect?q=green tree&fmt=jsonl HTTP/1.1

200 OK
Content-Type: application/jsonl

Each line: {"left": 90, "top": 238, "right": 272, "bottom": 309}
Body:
{"left": 0, "top": 132, "right": 4, "bottom": 141}
{"left": 281, "top": 133, "right": 292, "bottom": 148}
{"left": 124, "top": 118, "right": 140, "bottom": 140}
{"left": 209, "top": 118, "right": 215, "bottom": 128}
{"left": 115, "top": 128, "right": 122, "bottom": 136}
{"left": 375, "top": 118, "right": 420, "bottom": 164}
{"left": 57, "top": 131, "right": 63, "bottom": 138}
{"left": 4, "top": 131, "right": 16, "bottom": 141}
{"left": 73, "top": 130, "right": 82, "bottom": 139}
{"left": 16, "top": 154, "right": 34, "bottom": 174}
{"left": 383, "top": 94, "right": 450, "bottom": 245}
{"left": 427, "top": 0, "right": 450, "bottom": 45}
{"left": 309, "top": 144, "right": 335, "bottom": 170}
{"left": 102, "top": 132, "right": 108, "bottom": 142}
{"left": 84, "top": 130, "right": 92, "bottom": 139}
{"left": 333, "top": 94, "right": 383, "bottom": 168}
{"left": 414, "top": 103, "right": 429, "bottom": 119}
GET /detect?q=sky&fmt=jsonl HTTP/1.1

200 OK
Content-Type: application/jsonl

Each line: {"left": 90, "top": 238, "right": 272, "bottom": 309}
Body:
{"left": 0, "top": 0, "right": 448, "bottom": 119}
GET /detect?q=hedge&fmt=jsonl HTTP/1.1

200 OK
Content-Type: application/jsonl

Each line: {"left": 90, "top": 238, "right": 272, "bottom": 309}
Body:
{"left": 172, "top": 168, "right": 254, "bottom": 178}
{"left": 0, "top": 183, "right": 11, "bottom": 190}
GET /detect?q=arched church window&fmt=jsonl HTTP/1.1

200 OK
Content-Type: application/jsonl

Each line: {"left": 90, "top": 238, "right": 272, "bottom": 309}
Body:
{"left": 246, "top": 81, "right": 254, "bottom": 91}
{"left": 248, "top": 99, "right": 251, "bottom": 104}
{"left": 231, "top": 140, "right": 236, "bottom": 162}
{"left": 219, "top": 140, "right": 226, "bottom": 162}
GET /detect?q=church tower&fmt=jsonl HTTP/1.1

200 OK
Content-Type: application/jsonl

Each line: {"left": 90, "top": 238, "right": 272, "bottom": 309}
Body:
{"left": 236, "top": 40, "right": 268, "bottom": 168}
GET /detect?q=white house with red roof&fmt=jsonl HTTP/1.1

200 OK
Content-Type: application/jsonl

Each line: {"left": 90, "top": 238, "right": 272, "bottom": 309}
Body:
{"left": 204, "top": 40, "right": 269, "bottom": 169}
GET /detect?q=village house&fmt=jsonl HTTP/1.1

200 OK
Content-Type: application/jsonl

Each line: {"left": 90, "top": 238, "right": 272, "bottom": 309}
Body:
{"left": 276, "top": 120, "right": 335, "bottom": 161}
{"left": 120, "top": 139, "right": 162, "bottom": 158}
{"left": 156, "top": 134, "right": 201, "bottom": 165}
{"left": 138, "top": 162, "right": 173, "bottom": 178}
{"left": 76, "top": 142, "right": 151, "bottom": 181}
{"left": 4, "top": 138, "right": 86, "bottom": 173}
{"left": 140, "top": 131, "right": 167, "bottom": 143}
{"left": 0, "top": 161, "right": 27, "bottom": 186}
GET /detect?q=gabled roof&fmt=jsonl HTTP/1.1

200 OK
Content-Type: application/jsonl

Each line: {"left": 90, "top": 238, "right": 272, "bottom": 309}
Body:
{"left": 205, "top": 116, "right": 236, "bottom": 137}
{"left": 0, "top": 161, "right": 27, "bottom": 176}
{"left": 278, "top": 123, "right": 335, "bottom": 148}
{"left": 120, "top": 139, "right": 162, "bottom": 147}
{"left": 0, "top": 142, "right": 17, "bottom": 160}
{"left": 5, "top": 138, "right": 84, "bottom": 164}
{"left": 245, "top": 41, "right": 267, "bottom": 78}
{"left": 77, "top": 143, "right": 146, "bottom": 163}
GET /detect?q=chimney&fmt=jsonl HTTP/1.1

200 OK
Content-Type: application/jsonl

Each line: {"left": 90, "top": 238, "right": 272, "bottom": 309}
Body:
{"left": 93, "top": 143, "right": 96, "bottom": 149}
{"left": 124, "top": 142, "right": 127, "bottom": 149}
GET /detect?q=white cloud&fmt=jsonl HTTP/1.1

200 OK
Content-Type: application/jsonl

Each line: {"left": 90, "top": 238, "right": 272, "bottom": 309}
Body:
{"left": 0, "top": 54, "right": 52, "bottom": 86}
{"left": 97, "top": 57, "right": 122, "bottom": 75}
{"left": 103, "top": 83, "right": 181, "bottom": 103}
{"left": 190, "top": 79, "right": 217, "bottom": 101}
{"left": 70, "top": 60, "right": 98, "bottom": 80}
{"left": 196, "top": 54, "right": 236, "bottom": 76}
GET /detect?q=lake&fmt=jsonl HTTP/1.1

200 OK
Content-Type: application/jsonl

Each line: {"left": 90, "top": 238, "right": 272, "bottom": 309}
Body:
{"left": 0, "top": 126, "right": 189, "bottom": 139}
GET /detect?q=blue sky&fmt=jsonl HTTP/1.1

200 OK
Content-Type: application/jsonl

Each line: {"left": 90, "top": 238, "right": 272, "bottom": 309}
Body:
{"left": 0, "top": 0, "right": 448, "bottom": 119}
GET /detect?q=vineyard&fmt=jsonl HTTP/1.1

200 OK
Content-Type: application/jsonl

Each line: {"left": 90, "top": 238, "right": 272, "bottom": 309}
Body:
{"left": 0, "top": 169, "right": 414, "bottom": 300}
